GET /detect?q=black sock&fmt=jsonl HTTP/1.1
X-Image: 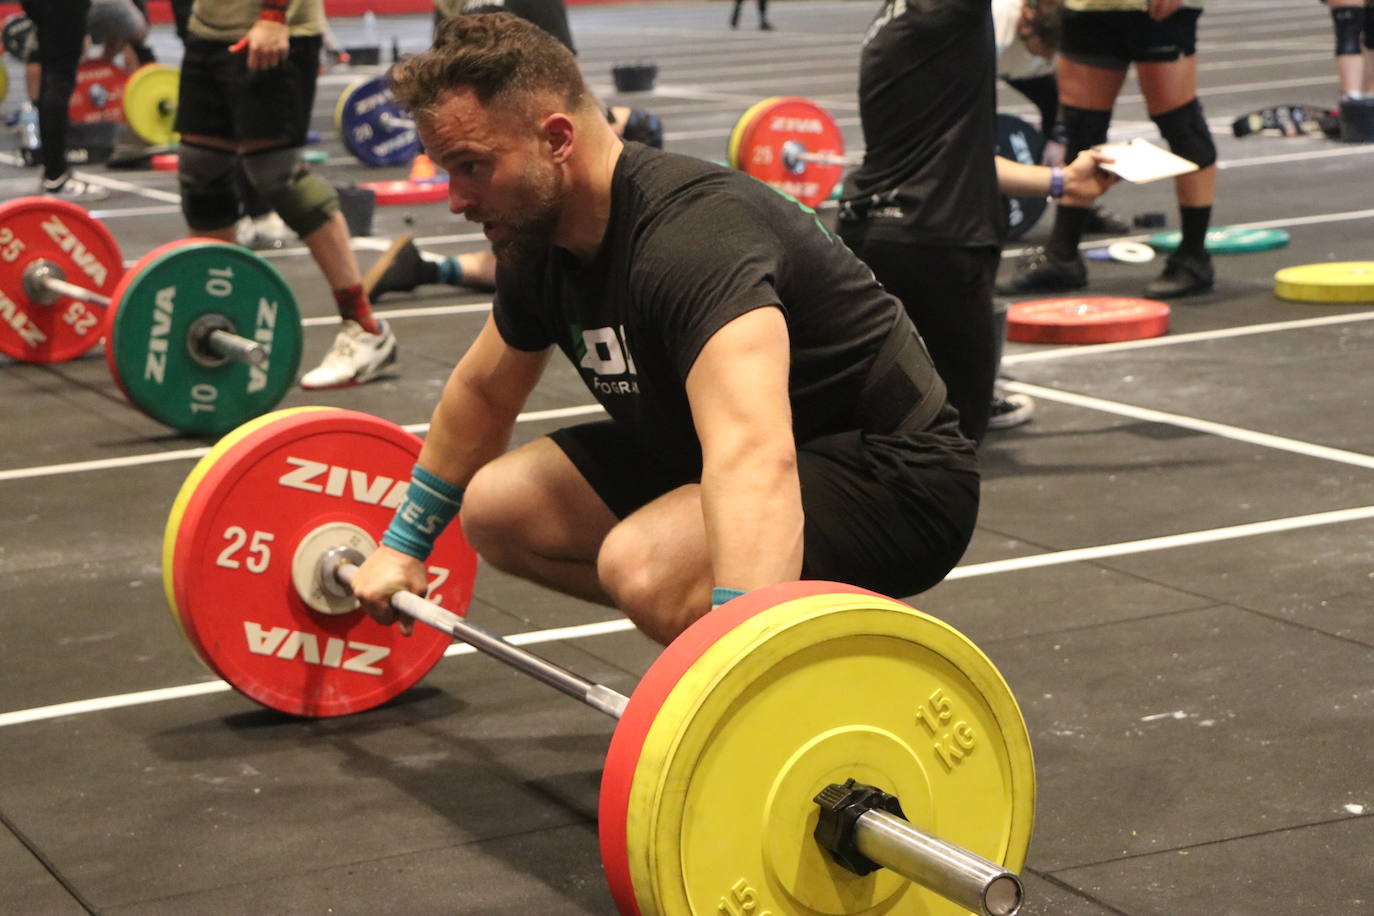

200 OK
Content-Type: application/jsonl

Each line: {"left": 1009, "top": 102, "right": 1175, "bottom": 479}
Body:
{"left": 1046, "top": 205, "right": 1091, "bottom": 262}
{"left": 1178, "top": 206, "right": 1212, "bottom": 258}
{"left": 418, "top": 257, "right": 440, "bottom": 285}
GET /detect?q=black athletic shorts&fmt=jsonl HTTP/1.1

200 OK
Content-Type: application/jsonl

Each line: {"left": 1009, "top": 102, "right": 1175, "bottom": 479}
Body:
{"left": 1061, "top": 8, "right": 1202, "bottom": 70}
{"left": 549, "top": 420, "right": 980, "bottom": 600}
{"left": 174, "top": 34, "right": 322, "bottom": 145}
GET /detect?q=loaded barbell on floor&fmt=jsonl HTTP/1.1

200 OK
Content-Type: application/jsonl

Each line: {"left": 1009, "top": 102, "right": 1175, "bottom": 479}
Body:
{"left": 0, "top": 196, "right": 302, "bottom": 434}
{"left": 163, "top": 407, "right": 1037, "bottom": 916}
{"left": 725, "top": 97, "right": 1052, "bottom": 239}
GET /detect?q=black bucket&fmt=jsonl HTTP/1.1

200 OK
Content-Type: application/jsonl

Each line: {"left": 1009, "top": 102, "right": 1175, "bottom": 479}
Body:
{"left": 336, "top": 185, "right": 376, "bottom": 237}
{"left": 611, "top": 62, "right": 658, "bottom": 93}
{"left": 1339, "top": 97, "right": 1374, "bottom": 143}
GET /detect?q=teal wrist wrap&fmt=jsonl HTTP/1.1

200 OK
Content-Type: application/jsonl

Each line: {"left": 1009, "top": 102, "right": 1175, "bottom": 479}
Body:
{"left": 381, "top": 465, "right": 464, "bottom": 561}
{"left": 710, "top": 586, "right": 746, "bottom": 609}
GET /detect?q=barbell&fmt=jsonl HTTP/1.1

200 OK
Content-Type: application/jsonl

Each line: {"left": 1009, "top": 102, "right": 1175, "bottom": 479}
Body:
{"left": 725, "top": 97, "right": 1050, "bottom": 240}
{"left": 0, "top": 196, "right": 302, "bottom": 434}
{"left": 162, "top": 406, "right": 1037, "bottom": 916}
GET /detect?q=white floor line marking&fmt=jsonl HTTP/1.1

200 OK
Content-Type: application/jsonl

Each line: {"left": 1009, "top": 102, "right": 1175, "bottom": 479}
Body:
{"left": 5, "top": 502, "right": 1372, "bottom": 729}
{"left": 1003, "top": 205, "right": 1374, "bottom": 259}
{"left": 946, "top": 505, "right": 1374, "bottom": 580}
{"left": 0, "top": 404, "right": 605, "bottom": 483}
{"left": 1002, "top": 310, "right": 1374, "bottom": 365}
{"left": 301, "top": 301, "right": 492, "bottom": 326}
{"left": 1000, "top": 381, "right": 1374, "bottom": 470}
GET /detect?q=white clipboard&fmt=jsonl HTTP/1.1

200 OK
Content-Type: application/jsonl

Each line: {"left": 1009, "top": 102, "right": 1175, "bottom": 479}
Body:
{"left": 1092, "top": 138, "right": 1200, "bottom": 183}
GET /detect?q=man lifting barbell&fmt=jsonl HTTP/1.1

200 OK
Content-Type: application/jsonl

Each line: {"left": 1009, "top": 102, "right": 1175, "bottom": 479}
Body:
{"left": 350, "top": 13, "right": 980, "bottom": 646}
{"left": 175, "top": 0, "right": 398, "bottom": 389}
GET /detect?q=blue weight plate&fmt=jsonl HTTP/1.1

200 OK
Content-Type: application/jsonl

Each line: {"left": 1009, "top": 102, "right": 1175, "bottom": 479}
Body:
{"left": 336, "top": 75, "right": 422, "bottom": 168}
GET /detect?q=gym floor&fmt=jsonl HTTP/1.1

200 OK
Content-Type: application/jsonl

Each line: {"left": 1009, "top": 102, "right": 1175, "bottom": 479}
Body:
{"left": 3, "top": 0, "right": 1372, "bottom": 913}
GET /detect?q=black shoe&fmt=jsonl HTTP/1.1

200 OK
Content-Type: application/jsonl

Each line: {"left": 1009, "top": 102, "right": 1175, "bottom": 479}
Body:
{"left": 997, "top": 249, "right": 1088, "bottom": 295}
{"left": 759, "top": 20, "right": 774, "bottom": 29}
{"left": 363, "top": 234, "right": 423, "bottom": 301}
{"left": 1144, "top": 251, "right": 1214, "bottom": 299}
{"left": 1083, "top": 205, "right": 1131, "bottom": 235}
{"left": 622, "top": 108, "right": 664, "bottom": 149}
{"left": 987, "top": 391, "right": 1035, "bottom": 431}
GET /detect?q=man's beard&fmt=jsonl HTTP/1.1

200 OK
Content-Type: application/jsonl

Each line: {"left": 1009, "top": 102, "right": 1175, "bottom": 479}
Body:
{"left": 480, "top": 166, "right": 564, "bottom": 269}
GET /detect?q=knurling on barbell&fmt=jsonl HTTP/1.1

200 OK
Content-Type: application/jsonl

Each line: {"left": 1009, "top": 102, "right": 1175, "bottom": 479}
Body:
{"left": 163, "top": 407, "right": 1036, "bottom": 916}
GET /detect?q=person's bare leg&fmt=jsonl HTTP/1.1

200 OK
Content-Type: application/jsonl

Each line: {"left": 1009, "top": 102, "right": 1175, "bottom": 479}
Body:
{"left": 460, "top": 437, "right": 620, "bottom": 605}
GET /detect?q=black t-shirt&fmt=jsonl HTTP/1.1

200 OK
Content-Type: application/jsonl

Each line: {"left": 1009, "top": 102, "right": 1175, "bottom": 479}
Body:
{"left": 494, "top": 143, "right": 972, "bottom": 476}
{"left": 840, "top": 0, "right": 1003, "bottom": 249}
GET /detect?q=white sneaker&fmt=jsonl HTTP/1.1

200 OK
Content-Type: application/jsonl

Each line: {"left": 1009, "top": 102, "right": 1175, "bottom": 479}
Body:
{"left": 987, "top": 391, "right": 1035, "bottom": 431}
{"left": 238, "top": 212, "right": 293, "bottom": 251}
{"left": 40, "top": 172, "right": 109, "bottom": 202}
{"left": 299, "top": 319, "right": 397, "bottom": 389}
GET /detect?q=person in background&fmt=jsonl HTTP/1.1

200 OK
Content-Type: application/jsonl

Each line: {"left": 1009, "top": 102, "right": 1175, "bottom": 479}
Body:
{"left": 175, "top": 0, "right": 398, "bottom": 389}
{"left": 999, "top": 0, "right": 1218, "bottom": 300}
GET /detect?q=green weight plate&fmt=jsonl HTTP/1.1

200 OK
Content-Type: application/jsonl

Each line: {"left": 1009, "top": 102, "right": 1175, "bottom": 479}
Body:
{"left": 1148, "top": 226, "right": 1289, "bottom": 255}
{"left": 105, "top": 239, "right": 302, "bottom": 435}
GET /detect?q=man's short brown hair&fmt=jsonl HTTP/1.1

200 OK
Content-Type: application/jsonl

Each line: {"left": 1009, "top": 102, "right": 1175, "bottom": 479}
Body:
{"left": 389, "top": 12, "right": 589, "bottom": 122}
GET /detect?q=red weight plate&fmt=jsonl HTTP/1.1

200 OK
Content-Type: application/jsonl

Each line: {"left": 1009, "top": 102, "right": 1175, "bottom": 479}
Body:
{"left": 0, "top": 196, "right": 123, "bottom": 363}
{"left": 1007, "top": 296, "right": 1171, "bottom": 344}
{"left": 151, "top": 153, "right": 179, "bottom": 171}
{"left": 599, "top": 581, "right": 881, "bottom": 916}
{"left": 360, "top": 179, "right": 449, "bottom": 206}
{"left": 734, "top": 96, "right": 845, "bottom": 210}
{"left": 68, "top": 60, "right": 127, "bottom": 124}
{"left": 171, "top": 408, "right": 480, "bottom": 717}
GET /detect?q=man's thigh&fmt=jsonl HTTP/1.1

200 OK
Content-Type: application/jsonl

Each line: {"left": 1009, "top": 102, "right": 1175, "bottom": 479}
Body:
{"left": 462, "top": 435, "right": 619, "bottom": 560}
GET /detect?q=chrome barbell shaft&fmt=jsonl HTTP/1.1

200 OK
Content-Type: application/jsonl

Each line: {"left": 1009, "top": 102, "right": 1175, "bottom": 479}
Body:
{"left": 333, "top": 560, "right": 631, "bottom": 718}
{"left": 854, "top": 809, "right": 1023, "bottom": 916}
{"left": 27, "top": 260, "right": 268, "bottom": 368}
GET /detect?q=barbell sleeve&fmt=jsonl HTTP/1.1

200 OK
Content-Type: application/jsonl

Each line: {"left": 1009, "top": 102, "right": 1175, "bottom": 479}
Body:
{"left": 332, "top": 560, "right": 631, "bottom": 719}
{"left": 853, "top": 809, "right": 1023, "bottom": 916}
{"left": 26, "top": 260, "right": 269, "bottom": 369}
{"left": 204, "top": 328, "right": 269, "bottom": 368}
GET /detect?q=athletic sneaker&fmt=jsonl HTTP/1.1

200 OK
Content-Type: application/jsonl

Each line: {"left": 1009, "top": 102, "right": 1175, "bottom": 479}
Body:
{"left": 237, "top": 212, "right": 293, "bottom": 251}
{"left": 299, "top": 319, "right": 398, "bottom": 389}
{"left": 1144, "top": 251, "right": 1214, "bottom": 299}
{"left": 40, "top": 172, "right": 109, "bottom": 202}
{"left": 997, "top": 249, "right": 1087, "bottom": 295}
{"left": 987, "top": 392, "right": 1035, "bottom": 431}
{"left": 363, "top": 234, "right": 425, "bottom": 301}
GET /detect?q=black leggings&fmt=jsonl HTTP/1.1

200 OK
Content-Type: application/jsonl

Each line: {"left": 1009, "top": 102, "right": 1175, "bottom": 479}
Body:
{"left": 834, "top": 223, "right": 1000, "bottom": 444}
{"left": 21, "top": 0, "right": 91, "bottom": 182}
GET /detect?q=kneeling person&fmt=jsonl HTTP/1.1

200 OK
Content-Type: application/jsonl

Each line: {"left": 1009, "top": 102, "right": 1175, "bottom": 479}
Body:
{"left": 352, "top": 14, "right": 979, "bottom": 645}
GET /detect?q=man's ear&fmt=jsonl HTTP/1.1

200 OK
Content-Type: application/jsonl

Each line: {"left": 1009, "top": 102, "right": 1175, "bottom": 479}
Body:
{"left": 541, "top": 113, "right": 576, "bottom": 163}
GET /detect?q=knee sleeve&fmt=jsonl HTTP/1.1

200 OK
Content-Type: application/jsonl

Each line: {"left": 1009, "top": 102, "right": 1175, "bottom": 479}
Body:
{"left": 177, "top": 142, "right": 241, "bottom": 231}
{"left": 1060, "top": 104, "right": 1112, "bottom": 162}
{"left": 1151, "top": 97, "right": 1217, "bottom": 169}
{"left": 1333, "top": 6, "right": 1363, "bottom": 55}
{"left": 1365, "top": 2, "right": 1374, "bottom": 50}
{"left": 239, "top": 146, "right": 338, "bottom": 238}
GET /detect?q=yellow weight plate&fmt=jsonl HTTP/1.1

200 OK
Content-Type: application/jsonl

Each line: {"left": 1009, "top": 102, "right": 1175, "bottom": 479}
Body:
{"left": 161, "top": 407, "right": 336, "bottom": 652}
{"left": 727, "top": 96, "right": 782, "bottom": 170}
{"left": 621, "top": 586, "right": 1035, "bottom": 916}
{"left": 123, "top": 63, "right": 180, "bottom": 145}
{"left": 1274, "top": 262, "right": 1374, "bottom": 304}
{"left": 334, "top": 76, "right": 369, "bottom": 133}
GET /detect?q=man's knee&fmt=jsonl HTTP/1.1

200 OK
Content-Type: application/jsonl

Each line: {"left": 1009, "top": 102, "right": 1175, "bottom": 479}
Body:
{"left": 178, "top": 141, "right": 241, "bottom": 231}
{"left": 459, "top": 462, "right": 532, "bottom": 563}
{"left": 239, "top": 146, "right": 338, "bottom": 238}
{"left": 1151, "top": 97, "right": 1216, "bottom": 168}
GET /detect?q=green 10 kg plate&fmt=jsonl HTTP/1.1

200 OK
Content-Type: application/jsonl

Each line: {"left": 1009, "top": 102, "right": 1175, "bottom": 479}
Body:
{"left": 105, "top": 239, "right": 302, "bottom": 436}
